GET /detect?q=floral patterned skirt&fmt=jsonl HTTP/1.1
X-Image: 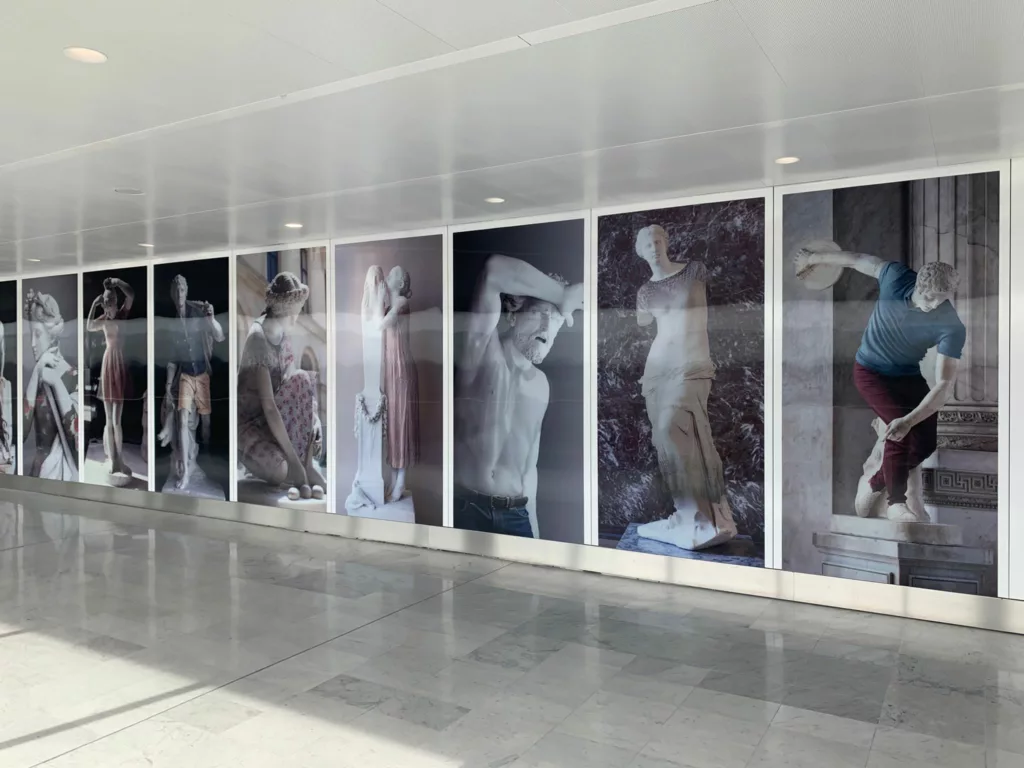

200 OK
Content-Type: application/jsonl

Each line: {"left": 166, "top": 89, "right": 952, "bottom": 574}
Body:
{"left": 239, "top": 370, "right": 318, "bottom": 482}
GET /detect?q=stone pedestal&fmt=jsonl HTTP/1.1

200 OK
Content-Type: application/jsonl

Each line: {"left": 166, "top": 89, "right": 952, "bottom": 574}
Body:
{"left": 162, "top": 464, "right": 226, "bottom": 501}
{"left": 345, "top": 390, "right": 387, "bottom": 513}
{"left": 814, "top": 514, "right": 994, "bottom": 595}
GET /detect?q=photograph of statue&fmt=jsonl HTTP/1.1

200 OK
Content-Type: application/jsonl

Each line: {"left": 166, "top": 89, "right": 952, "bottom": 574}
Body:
{"left": 236, "top": 248, "right": 328, "bottom": 511}
{"left": 22, "top": 275, "right": 79, "bottom": 481}
{"left": 452, "top": 220, "right": 586, "bottom": 543}
{"left": 154, "top": 260, "right": 229, "bottom": 499}
{"left": 597, "top": 200, "right": 765, "bottom": 566}
{"left": 82, "top": 268, "right": 148, "bottom": 490}
{"left": 0, "top": 281, "right": 16, "bottom": 475}
{"left": 781, "top": 172, "right": 999, "bottom": 596}
{"left": 335, "top": 236, "right": 443, "bottom": 526}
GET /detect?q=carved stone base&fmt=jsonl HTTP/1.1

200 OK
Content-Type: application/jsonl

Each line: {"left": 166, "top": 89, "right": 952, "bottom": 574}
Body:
{"left": 830, "top": 515, "right": 962, "bottom": 546}
{"left": 813, "top": 531, "right": 995, "bottom": 596}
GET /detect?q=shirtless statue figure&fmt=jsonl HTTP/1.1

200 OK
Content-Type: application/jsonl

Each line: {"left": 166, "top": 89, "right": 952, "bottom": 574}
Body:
{"left": 454, "top": 255, "right": 584, "bottom": 538}
{"left": 795, "top": 245, "right": 964, "bottom": 523}
{"left": 632, "top": 225, "right": 738, "bottom": 551}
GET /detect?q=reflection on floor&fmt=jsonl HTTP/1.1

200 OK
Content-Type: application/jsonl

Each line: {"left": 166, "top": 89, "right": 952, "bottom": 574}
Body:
{"left": 0, "top": 494, "right": 1023, "bottom": 767}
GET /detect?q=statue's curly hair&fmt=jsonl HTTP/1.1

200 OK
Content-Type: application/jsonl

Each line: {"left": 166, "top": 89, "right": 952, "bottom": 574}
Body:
{"left": 916, "top": 262, "right": 960, "bottom": 295}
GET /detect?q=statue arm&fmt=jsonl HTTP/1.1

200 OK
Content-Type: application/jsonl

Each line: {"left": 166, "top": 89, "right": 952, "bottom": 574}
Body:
{"left": 207, "top": 313, "right": 226, "bottom": 343}
{"left": 885, "top": 354, "right": 958, "bottom": 441}
{"left": 524, "top": 433, "right": 541, "bottom": 540}
{"left": 86, "top": 296, "right": 104, "bottom": 332}
{"left": 379, "top": 296, "right": 408, "bottom": 331}
{"left": 795, "top": 247, "right": 885, "bottom": 279}
{"left": 111, "top": 278, "right": 135, "bottom": 313}
{"left": 523, "top": 373, "right": 548, "bottom": 540}
{"left": 463, "top": 255, "right": 574, "bottom": 377}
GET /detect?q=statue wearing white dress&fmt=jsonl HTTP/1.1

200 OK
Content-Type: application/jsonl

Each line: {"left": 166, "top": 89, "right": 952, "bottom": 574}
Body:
{"left": 345, "top": 266, "right": 415, "bottom": 522}
{"left": 633, "top": 225, "right": 738, "bottom": 550}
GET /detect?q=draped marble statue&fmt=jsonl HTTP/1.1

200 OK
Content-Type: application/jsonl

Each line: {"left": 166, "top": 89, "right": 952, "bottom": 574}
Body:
{"left": 344, "top": 265, "right": 416, "bottom": 522}
{"left": 633, "top": 225, "right": 738, "bottom": 550}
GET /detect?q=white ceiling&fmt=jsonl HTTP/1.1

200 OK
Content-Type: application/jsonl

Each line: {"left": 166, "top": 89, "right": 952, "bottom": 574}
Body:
{"left": 2, "top": 0, "right": 1024, "bottom": 275}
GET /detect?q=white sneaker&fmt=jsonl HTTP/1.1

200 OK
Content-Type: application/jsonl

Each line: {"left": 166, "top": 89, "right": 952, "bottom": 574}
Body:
{"left": 855, "top": 475, "right": 884, "bottom": 518}
{"left": 886, "top": 502, "right": 927, "bottom": 523}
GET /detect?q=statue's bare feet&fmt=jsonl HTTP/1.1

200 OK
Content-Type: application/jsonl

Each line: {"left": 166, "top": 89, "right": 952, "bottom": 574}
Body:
{"left": 637, "top": 506, "right": 736, "bottom": 551}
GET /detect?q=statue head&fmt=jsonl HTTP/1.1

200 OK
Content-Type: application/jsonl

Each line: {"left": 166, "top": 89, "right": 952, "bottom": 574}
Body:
{"left": 170, "top": 274, "right": 188, "bottom": 308}
{"left": 264, "top": 271, "right": 309, "bottom": 327}
{"left": 912, "top": 262, "right": 959, "bottom": 313}
{"left": 362, "top": 265, "right": 388, "bottom": 317}
{"left": 100, "top": 278, "right": 119, "bottom": 319}
{"left": 24, "top": 289, "right": 64, "bottom": 361}
{"left": 387, "top": 266, "right": 411, "bottom": 300}
{"left": 635, "top": 225, "right": 669, "bottom": 266}
{"left": 501, "top": 273, "right": 568, "bottom": 366}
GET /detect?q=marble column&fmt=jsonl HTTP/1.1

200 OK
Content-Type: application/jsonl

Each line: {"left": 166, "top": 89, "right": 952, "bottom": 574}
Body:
{"left": 781, "top": 191, "right": 835, "bottom": 576}
{"left": 908, "top": 172, "right": 999, "bottom": 452}
{"left": 906, "top": 173, "right": 999, "bottom": 586}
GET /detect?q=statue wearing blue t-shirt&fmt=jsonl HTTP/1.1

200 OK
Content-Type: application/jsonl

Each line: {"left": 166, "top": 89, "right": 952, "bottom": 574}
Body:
{"left": 795, "top": 246, "right": 965, "bottom": 524}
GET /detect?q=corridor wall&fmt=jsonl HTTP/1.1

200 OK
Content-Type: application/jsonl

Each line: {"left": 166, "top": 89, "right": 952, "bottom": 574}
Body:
{"left": 2, "top": 159, "right": 1020, "bottom": 631}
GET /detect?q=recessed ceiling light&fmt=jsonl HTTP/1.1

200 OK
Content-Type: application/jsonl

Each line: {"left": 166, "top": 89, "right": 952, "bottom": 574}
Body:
{"left": 64, "top": 47, "right": 108, "bottom": 64}
{"left": 775, "top": 156, "right": 800, "bottom": 165}
{"left": 27, "top": 258, "right": 41, "bottom": 263}
{"left": 114, "top": 187, "right": 144, "bottom": 196}
{"left": 138, "top": 243, "right": 154, "bottom": 248}
{"left": 284, "top": 222, "right": 303, "bottom": 229}
{"left": 485, "top": 197, "right": 505, "bottom": 204}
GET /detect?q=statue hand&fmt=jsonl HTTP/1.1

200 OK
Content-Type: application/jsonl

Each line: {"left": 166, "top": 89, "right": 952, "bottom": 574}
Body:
{"left": 884, "top": 416, "right": 912, "bottom": 443}
{"left": 558, "top": 283, "right": 585, "bottom": 328}
{"left": 285, "top": 458, "right": 308, "bottom": 488}
{"left": 793, "top": 248, "right": 818, "bottom": 278}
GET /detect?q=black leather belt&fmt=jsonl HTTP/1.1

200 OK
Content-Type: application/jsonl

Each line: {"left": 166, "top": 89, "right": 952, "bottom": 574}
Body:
{"left": 454, "top": 485, "right": 528, "bottom": 510}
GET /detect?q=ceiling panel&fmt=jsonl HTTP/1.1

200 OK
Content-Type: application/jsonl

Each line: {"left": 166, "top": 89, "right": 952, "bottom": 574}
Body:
{"left": 730, "top": 0, "right": 924, "bottom": 114}
{"left": 0, "top": 0, "right": 347, "bottom": 165}
{"left": 929, "top": 87, "right": 1024, "bottom": 164}
{"left": 377, "top": 0, "right": 572, "bottom": 48}
{"left": 909, "top": 0, "right": 1024, "bottom": 95}
{"left": 219, "top": 0, "right": 454, "bottom": 73}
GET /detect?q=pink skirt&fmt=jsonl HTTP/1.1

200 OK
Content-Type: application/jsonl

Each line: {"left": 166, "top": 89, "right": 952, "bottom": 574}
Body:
{"left": 382, "top": 326, "right": 419, "bottom": 469}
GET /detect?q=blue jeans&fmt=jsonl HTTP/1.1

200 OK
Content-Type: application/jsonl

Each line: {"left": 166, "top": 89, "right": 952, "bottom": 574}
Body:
{"left": 454, "top": 490, "right": 534, "bottom": 538}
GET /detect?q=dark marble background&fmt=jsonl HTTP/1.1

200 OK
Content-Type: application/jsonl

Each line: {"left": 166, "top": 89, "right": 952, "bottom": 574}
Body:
{"left": 597, "top": 198, "right": 765, "bottom": 549}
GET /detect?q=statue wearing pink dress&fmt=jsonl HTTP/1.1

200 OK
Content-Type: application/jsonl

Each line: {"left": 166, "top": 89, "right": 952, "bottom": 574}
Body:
{"left": 381, "top": 266, "right": 420, "bottom": 502}
{"left": 87, "top": 277, "right": 135, "bottom": 482}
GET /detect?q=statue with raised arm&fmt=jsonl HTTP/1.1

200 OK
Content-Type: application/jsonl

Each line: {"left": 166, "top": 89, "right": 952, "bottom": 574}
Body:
{"left": 157, "top": 275, "right": 225, "bottom": 493}
{"left": 632, "top": 225, "right": 738, "bottom": 551}
{"left": 87, "top": 277, "right": 134, "bottom": 482}
{"left": 795, "top": 244, "right": 965, "bottom": 523}
{"left": 454, "top": 255, "right": 584, "bottom": 539}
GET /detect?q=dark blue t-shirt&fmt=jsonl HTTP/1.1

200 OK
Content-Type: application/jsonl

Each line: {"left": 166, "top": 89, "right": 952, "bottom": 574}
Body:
{"left": 855, "top": 262, "right": 966, "bottom": 378}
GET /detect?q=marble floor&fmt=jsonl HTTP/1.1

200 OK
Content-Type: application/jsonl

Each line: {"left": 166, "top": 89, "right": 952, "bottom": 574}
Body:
{"left": 0, "top": 494, "right": 1023, "bottom": 767}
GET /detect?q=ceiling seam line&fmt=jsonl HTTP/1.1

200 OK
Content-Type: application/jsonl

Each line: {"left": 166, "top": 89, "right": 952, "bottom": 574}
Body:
{"left": 723, "top": 0, "right": 788, "bottom": 87}
{"left": 373, "top": 0, "right": 462, "bottom": 49}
